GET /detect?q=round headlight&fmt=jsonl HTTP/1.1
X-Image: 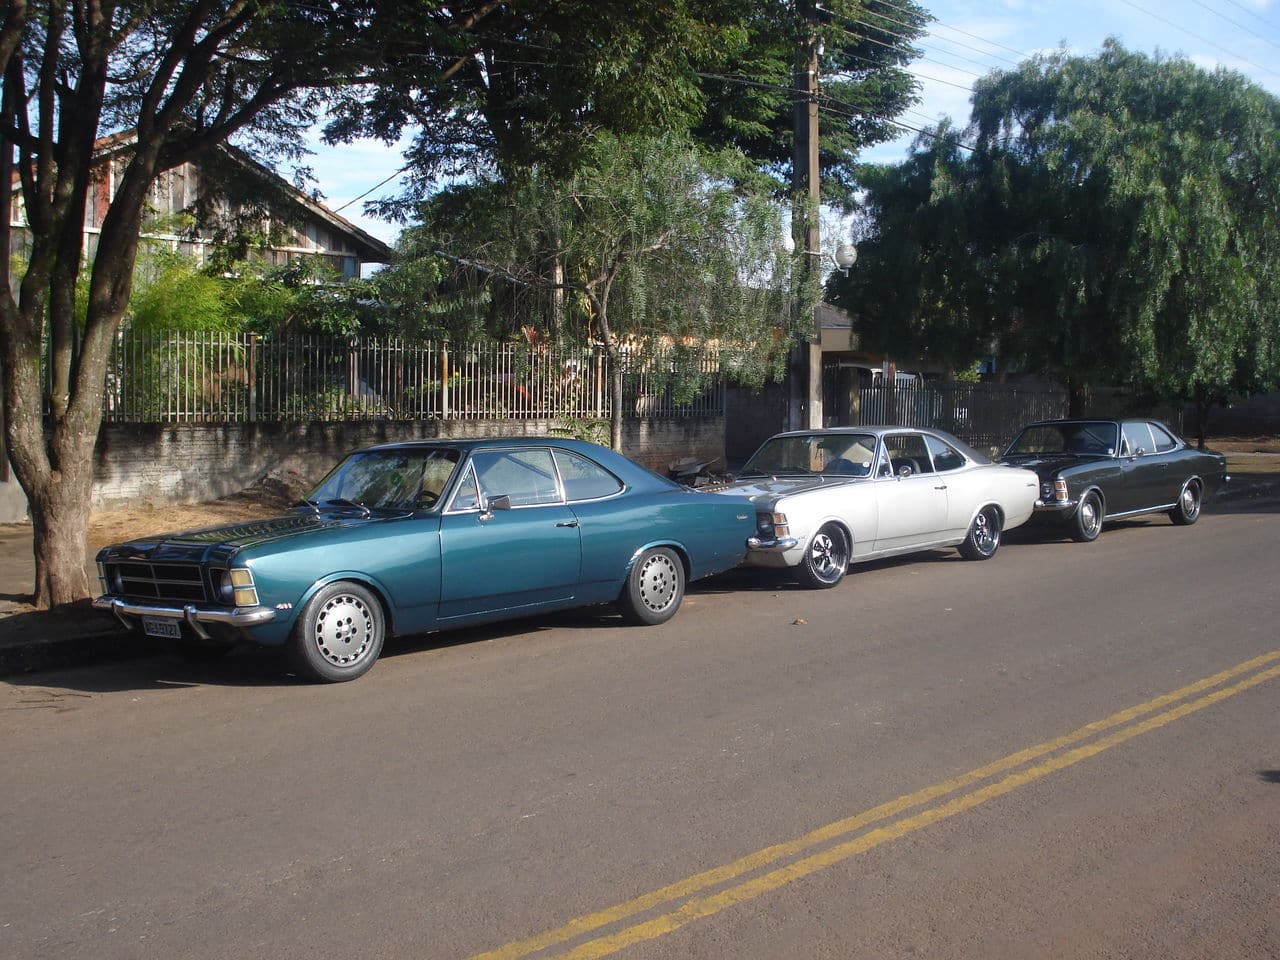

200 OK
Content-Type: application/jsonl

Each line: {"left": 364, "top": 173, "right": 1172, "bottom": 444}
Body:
{"left": 217, "top": 570, "right": 236, "bottom": 604}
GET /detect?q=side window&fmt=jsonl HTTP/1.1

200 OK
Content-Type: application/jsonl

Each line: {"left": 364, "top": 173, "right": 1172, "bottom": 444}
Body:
{"left": 884, "top": 433, "right": 933, "bottom": 476}
{"left": 449, "top": 465, "right": 480, "bottom": 512}
{"left": 471, "top": 449, "right": 562, "bottom": 507}
{"left": 553, "top": 450, "right": 623, "bottom": 501}
{"left": 924, "top": 435, "right": 966, "bottom": 472}
{"left": 1149, "top": 423, "right": 1178, "bottom": 453}
{"left": 1122, "top": 423, "right": 1154, "bottom": 457}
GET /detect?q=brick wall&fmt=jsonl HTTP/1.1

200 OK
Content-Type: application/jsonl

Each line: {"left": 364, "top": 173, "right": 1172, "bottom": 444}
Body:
{"left": 85, "top": 417, "right": 726, "bottom": 511}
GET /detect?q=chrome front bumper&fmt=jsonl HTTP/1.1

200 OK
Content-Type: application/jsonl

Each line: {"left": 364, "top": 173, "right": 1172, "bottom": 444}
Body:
{"left": 93, "top": 597, "right": 277, "bottom": 641}
{"left": 1033, "top": 498, "right": 1078, "bottom": 512}
{"left": 746, "top": 536, "right": 799, "bottom": 551}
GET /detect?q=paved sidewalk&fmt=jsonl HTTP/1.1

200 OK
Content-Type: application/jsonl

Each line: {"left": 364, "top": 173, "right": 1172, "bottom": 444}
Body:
{"left": 3, "top": 471, "right": 1278, "bottom": 678}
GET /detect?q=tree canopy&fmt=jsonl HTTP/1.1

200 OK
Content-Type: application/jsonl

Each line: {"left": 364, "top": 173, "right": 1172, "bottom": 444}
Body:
{"left": 833, "top": 40, "right": 1280, "bottom": 417}
{"left": 399, "top": 134, "right": 806, "bottom": 448}
{"left": 325, "top": 0, "right": 928, "bottom": 217}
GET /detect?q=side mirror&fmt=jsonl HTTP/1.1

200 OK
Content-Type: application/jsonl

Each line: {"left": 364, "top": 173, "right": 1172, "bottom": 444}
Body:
{"left": 478, "top": 493, "right": 512, "bottom": 520}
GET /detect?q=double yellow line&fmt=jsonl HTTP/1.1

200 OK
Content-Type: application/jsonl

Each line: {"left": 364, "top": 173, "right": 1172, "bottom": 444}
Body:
{"left": 472, "top": 650, "right": 1280, "bottom": 960}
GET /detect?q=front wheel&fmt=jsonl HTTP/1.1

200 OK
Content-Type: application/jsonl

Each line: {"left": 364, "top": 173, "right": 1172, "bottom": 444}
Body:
{"left": 1070, "top": 490, "right": 1104, "bottom": 542}
{"left": 958, "top": 506, "right": 1001, "bottom": 560}
{"left": 1169, "top": 480, "right": 1202, "bottom": 525}
{"left": 796, "top": 523, "right": 849, "bottom": 589}
{"left": 619, "top": 548, "right": 685, "bottom": 625}
{"left": 289, "top": 581, "right": 386, "bottom": 683}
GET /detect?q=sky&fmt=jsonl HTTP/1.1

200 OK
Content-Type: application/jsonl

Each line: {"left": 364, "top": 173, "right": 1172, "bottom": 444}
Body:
{"left": 306, "top": 0, "right": 1280, "bottom": 249}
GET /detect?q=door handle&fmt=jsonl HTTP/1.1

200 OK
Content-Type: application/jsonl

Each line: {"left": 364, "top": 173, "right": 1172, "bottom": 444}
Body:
{"left": 556, "top": 520, "right": 579, "bottom": 528}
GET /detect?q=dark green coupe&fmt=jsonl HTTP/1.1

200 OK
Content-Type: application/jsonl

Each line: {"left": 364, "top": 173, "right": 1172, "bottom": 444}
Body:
{"left": 94, "top": 438, "right": 755, "bottom": 682}
{"left": 1001, "top": 419, "right": 1229, "bottom": 542}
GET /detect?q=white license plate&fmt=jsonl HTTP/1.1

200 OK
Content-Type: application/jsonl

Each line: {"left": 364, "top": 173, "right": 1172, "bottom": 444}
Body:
{"left": 141, "top": 616, "right": 183, "bottom": 639}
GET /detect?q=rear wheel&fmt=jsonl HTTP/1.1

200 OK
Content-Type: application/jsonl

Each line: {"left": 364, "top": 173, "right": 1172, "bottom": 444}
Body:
{"left": 1169, "top": 480, "right": 1202, "bottom": 525}
{"left": 958, "top": 506, "right": 1001, "bottom": 560}
{"left": 289, "top": 581, "right": 386, "bottom": 683}
{"left": 619, "top": 548, "right": 685, "bottom": 625}
{"left": 796, "top": 523, "right": 849, "bottom": 589}
{"left": 1070, "top": 490, "right": 1104, "bottom": 542}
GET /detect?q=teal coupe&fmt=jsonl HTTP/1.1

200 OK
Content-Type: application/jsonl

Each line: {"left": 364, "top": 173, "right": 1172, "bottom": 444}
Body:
{"left": 94, "top": 438, "right": 755, "bottom": 682}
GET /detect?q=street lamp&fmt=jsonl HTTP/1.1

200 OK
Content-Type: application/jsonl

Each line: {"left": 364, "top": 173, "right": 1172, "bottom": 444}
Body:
{"left": 833, "top": 243, "right": 857, "bottom": 276}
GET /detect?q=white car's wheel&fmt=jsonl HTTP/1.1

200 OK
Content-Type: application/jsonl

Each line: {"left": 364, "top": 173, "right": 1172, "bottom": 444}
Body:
{"left": 796, "top": 523, "right": 849, "bottom": 589}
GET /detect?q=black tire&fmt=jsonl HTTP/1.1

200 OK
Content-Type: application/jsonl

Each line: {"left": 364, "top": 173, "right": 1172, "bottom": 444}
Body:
{"left": 619, "top": 547, "right": 685, "bottom": 625}
{"left": 1169, "top": 480, "right": 1202, "bottom": 525}
{"left": 958, "top": 505, "right": 1001, "bottom": 560}
{"left": 289, "top": 581, "right": 386, "bottom": 683}
{"left": 796, "top": 523, "right": 849, "bottom": 589}
{"left": 1070, "top": 490, "right": 1104, "bottom": 542}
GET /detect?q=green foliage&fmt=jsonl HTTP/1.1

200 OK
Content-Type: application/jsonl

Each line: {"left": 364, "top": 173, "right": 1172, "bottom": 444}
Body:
{"left": 129, "top": 250, "right": 235, "bottom": 333}
{"left": 834, "top": 40, "right": 1280, "bottom": 408}
{"left": 326, "top": 0, "right": 928, "bottom": 217}
{"left": 417, "top": 134, "right": 808, "bottom": 387}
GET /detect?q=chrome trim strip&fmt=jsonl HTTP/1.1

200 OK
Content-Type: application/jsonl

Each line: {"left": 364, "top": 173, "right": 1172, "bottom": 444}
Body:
{"left": 1105, "top": 503, "right": 1176, "bottom": 520}
{"left": 746, "top": 536, "right": 799, "bottom": 551}
{"left": 92, "top": 597, "right": 278, "bottom": 630}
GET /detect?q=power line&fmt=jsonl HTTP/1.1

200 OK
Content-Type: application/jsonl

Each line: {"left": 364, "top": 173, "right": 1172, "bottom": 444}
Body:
{"left": 836, "top": 3, "right": 1023, "bottom": 69}
{"left": 1117, "top": 0, "right": 1280, "bottom": 78}
{"left": 1220, "top": 0, "right": 1280, "bottom": 31}
{"left": 1186, "top": 0, "right": 1280, "bottom": 53}
{"left": 332, "top": 164, "right": 410, "bottom": 213}
{"left": 870, "top": 0, "right": 1029, "bottom": 59}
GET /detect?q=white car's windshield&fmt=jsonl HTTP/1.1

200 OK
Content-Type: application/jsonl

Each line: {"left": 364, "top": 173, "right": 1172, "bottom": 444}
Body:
{"left": 740, "top": 433, "right": 878, "bottom": 478}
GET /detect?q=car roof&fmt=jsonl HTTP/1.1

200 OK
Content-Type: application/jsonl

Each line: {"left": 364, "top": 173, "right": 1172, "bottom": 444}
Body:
{"left": 359, "top": 436, "right": 584, "bottom": 454}
{"left": 766, "top": 425, "right": 954, "bottom": 440}
{"left": 1021, "top": 418, "right": 1167, "bottom": 427}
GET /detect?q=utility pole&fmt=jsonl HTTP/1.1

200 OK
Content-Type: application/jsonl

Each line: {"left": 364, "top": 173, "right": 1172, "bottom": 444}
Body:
{"left": 790, "top": 0, "right": 823, "bottom": 430}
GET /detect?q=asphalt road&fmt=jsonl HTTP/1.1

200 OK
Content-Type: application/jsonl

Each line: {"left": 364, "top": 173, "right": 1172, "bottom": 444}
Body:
{"left": 3, "top": 504, "right": 1279, "bottom": 960}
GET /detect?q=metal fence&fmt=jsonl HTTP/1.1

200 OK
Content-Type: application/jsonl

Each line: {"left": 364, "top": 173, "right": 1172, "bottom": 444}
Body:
{"left": 856, "top": 381, "right": 1068, "bottom": 448}
{"left": 102, "top": 332, "right": 725, "bottom": 423}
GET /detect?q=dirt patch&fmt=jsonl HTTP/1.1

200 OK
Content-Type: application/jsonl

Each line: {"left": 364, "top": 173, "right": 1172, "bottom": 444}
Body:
{"left": 88, "top": 468, "right": 311, "bottom": 549}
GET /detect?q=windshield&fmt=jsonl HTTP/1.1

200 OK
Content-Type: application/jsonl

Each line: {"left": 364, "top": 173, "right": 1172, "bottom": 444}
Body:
{"left": 741, "top": 433, "right": 878, "bottom": 478}
{"left": 1006, "top": 422, "right": 1118, "bottom": 457}
{"left": 307, "top": 448, "right": 462, "bottom": 510}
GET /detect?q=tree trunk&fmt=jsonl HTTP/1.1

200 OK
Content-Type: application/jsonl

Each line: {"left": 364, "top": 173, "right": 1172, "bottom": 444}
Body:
{"left": 609, "top": 355, "right": 624, "bottom": 452}
{"left": 1066, "top": 378, "right": 1088, "bottom": 418}
{"left": 27, "top": 468, "right": 94, "bottom": 606}
{"left": 1193, "top": 385, "right": 1209, "bottom": 450}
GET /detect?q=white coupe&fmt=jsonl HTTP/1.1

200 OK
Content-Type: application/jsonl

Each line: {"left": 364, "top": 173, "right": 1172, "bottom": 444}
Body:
{"left": 712, "top": 427, "right": 1040, "bottom": 588}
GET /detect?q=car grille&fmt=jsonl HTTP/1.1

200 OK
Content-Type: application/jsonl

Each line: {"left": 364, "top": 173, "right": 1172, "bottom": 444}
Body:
{"left": 106, "top": 561, "right": 209, "bottom": 604}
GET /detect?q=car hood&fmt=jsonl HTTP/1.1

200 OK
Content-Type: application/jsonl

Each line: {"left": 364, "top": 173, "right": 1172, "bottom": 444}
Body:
{"left": 710, "top": 474, "right": 861, "bottom": 504}
{"left": 1001, "top": 453, "right": 1112, "bottom": 477}
{"left": 96, "top": 511, "right": 395, "bottom": 564}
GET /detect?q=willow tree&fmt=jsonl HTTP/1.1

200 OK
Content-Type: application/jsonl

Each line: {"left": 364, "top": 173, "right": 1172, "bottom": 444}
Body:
{"left": 833, "top": 41, "right": 1280, "bottom": 426}
{"left": 419, "top": 134, "right": 808, "bottom": 450}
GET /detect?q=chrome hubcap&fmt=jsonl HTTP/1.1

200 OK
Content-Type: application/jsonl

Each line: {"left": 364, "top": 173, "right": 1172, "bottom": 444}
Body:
{"left": 313, "top": 593, "right": 375, "bottom": 667}
{"left": 1081, "top": 498, "right": 1100, "bottom": 535}
{"left": 974, "top": 511, "right": 999, "bottom": 554}
{"left": 637, "top": 554, "right": 678, "bottom": 613}
{"left": 809, "top": 532, "right": 846, "bottom": 581}
{"left": 1182, "top": 485, "right": 1200, "bottom": 518}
